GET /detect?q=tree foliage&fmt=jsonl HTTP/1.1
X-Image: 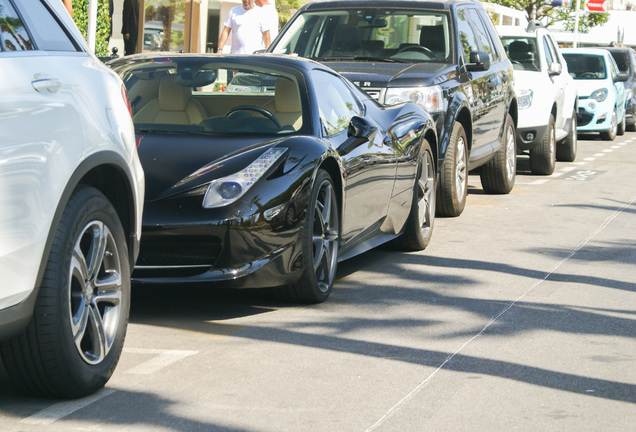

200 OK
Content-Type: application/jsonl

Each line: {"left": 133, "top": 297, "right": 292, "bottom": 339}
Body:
{"left": 492, "top": 0, "right": 609, "bottom": 33}
{"left": 72, "top": 0, "right": 112, "bottom": 56}
{"left": 276, "top": 0, "right": 305, "bottom": 28}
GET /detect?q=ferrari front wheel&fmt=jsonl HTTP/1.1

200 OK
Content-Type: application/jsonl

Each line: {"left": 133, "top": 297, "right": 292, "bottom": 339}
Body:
{"left": 275, "top": 170, "right": 339, "bottom": 303}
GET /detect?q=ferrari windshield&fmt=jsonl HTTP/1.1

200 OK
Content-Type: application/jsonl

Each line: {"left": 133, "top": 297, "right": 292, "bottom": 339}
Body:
{"left": 114, "top": 58, "right": 306, "bottom": 135}
{"left": 271, "top": 9, "right": 453, "bottom": 64}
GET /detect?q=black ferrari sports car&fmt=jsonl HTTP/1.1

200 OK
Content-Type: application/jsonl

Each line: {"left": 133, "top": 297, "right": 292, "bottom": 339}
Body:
{"left": 110, "top": 53, "right": 438, "bottom": 303}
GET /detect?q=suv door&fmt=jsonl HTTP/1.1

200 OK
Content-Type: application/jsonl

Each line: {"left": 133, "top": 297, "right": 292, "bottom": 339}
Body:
{"left": 542, "top": 34, "right": 567, "bottom": 132}
{"left": 454, "top": 6, "right": 503, "bottom": 163}
{"left": 0, "top": 0, "right": 89, "bottom": 307}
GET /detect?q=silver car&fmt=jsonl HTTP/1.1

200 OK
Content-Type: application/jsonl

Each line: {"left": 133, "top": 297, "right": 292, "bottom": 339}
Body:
{"left": 0, "top": 0, "right": 144, "bottom": 398}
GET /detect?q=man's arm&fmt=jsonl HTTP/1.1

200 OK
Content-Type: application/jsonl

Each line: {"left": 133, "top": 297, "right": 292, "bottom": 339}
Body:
{"left": 263, "top": 30, "right": 271, "bottom": 50}
{"left": 217, "top": 26, "right": 231, "bottom": 53}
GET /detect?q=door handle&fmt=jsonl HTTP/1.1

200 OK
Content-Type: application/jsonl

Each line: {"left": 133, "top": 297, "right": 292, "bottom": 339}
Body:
{"left": 32, "top": 75, "right": 61, "bottom": 93}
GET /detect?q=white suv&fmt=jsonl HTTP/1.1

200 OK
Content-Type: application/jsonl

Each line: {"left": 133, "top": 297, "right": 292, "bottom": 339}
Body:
{"left": 498, "top": 22, "right": 578, "bottom": 174}
{"left": 0, "top": 0, "right": 144, "bottom": 398}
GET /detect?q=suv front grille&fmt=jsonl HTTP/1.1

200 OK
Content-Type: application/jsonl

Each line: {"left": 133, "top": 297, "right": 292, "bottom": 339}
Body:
{"left": 361, "top": 87, "right": 382, "bottom": 101}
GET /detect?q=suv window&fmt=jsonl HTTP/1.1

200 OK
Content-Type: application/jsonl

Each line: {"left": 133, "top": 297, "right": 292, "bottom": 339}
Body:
{"left": 610, "top": 51, "right": 630, "bottom": 73}
{"left": 312, "top": 70, "right": 362, "bottom": 136}
{"left": 542, "top": 36, "right": 555, "bottom": 68}
{"left": 0, "top": 0, "right": 34, "bottom": 51}
{"left": 16, "top": 0, "right": 78, "bottom": 52}
{"left": 500, "top": 36, "right": 539, "bottom": 71}
{"left": 271, "top": 9, "right": 453, "bottom": 63}
{"left": 466, "top": 8, "right": 497, "bottom": 62}
{"left": 455, "top": 8, "right": 480, "bottom": 62}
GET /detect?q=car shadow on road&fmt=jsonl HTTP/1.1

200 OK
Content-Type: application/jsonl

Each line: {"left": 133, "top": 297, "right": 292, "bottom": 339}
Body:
{"left": 125, "top": 242, "right": 636, "bottom": 406}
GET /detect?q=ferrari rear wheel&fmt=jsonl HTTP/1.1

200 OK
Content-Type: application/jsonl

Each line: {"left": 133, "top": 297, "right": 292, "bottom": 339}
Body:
{"left": 393, "top": 139, "right": 436, "bottom": 251}
{"left": 275, "top": 170, "right": 339, "bottom": 303}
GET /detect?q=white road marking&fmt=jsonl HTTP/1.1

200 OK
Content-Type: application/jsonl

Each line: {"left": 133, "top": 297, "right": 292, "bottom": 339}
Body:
{"left": 123, "top": 348, "right": 198, "bottom": 375}
{"left": 603, "top": 149, "right": 613, "bottom": 152}
{"left": 19, "top": 389, "right": 116, "bottom": 426}
{"left": 515, "top": 179, "right": 549, "bottom": 185}
{"left": 559, "top": 166, "right": 577, "bottom": 172}
{"left": 593, "top": 153, "right": 606, "bottom": 157}
{"left": 584, "top": 158, "right": 596, "bottom": 161}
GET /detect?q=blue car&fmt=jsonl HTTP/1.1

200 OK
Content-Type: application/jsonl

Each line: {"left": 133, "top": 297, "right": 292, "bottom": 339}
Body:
{"left": 562, "top": 48, "right": 628, "bottom": 140}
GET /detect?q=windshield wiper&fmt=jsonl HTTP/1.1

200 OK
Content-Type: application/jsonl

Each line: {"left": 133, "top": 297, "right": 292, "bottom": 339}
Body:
{"left": 318, "top": 56, "right": 401, "bottom": 63}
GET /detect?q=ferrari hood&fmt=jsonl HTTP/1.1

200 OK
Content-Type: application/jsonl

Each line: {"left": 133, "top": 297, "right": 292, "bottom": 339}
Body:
{"left": 136, "top": 132, "right": 283, "bottom": 201}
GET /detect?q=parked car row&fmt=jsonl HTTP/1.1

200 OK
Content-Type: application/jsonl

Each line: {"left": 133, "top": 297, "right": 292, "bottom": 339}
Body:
{"left": 4, "top": 0, "right": 636, "bottom": 400}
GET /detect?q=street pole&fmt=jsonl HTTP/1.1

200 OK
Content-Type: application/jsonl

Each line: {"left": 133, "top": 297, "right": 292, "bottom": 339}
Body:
{"left": 87, "top": 0, "right": 97, "bottom": 53}
{"left": 574, "top": 0, "right": 580, "bottom": 47}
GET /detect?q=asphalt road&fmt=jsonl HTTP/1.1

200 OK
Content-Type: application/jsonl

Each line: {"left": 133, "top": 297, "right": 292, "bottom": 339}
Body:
{"left": 1, "top": 132, "right": 635, "bottom": 431}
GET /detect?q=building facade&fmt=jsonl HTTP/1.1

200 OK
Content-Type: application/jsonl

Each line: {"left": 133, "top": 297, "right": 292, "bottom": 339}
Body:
{"left": 109, "top": 0, "right": 243, "bottom": 56}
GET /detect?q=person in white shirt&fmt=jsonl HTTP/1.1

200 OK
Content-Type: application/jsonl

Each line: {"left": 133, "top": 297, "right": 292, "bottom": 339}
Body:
{"left": 217, "top": 0, "right": 271, "bottom": 54}
{"left": 255, "top": 0, "right": 279, "bottom": 43}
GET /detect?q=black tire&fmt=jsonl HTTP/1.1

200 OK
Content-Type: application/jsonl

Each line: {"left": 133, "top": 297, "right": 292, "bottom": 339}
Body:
{"left": 529, "top": 114, "right": 556, "bottom": 175}
{"left": 617, "top": 109, "right": 626, "bottom": 136}
{"left": 557, "top": 109, "right": 577, "bottom": 162}
{"left": 274, "top": 170, "right": 339, "bottom": 303}
{"left": 437, "top": 121, "right": 467, "bottom": 217}
{"left": 480, "top": 113, "right": 516, "bottom": 194}
{"left": 393, "top": 139, "right": 436, "bottom": 251}
{"left": 0, "top": 186, "right": 130, "bottom": 398}
{"left": 601, "top": 109, "right": 617, "bottom": 141}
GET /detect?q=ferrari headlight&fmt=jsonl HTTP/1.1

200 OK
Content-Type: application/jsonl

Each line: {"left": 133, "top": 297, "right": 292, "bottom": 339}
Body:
{"left": 384, "top": 86, "right": 444, "bottom": 113}
{"left": 590, "top": 88, "right": 608, "bottom": 102}
{"left": 517, "top": 89, "right": 534, "bottom": 110}
{"left": 202, "top": 148, "right": 286, "bottom": 208}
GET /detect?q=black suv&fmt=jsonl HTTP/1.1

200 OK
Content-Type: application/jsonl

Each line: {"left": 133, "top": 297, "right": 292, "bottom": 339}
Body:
{"left": 269, "top": 0, "right": 518, "bottom": 216}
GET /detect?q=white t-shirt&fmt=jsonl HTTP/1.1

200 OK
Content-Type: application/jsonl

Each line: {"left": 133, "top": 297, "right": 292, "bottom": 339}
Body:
{"left": 223, "top": 5, "right": 265, "bottom": 54}
{"left": 260, "top": 3, "right": 279, "bottom": 42}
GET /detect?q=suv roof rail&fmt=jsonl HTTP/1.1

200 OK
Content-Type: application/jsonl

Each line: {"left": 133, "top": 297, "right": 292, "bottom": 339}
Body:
{"left": 526, "top": 20, "right": 544, "bottom": 32}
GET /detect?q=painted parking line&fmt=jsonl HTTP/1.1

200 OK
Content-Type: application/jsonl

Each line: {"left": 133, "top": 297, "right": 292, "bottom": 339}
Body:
{"left": 19, "top": 389, "right": 116, "bottom": 426}
{"left": 593, "top": 153, "right": 606, "bottom": 157}
{"left": 123, "top": 348, "right": 198, "bottom": 375}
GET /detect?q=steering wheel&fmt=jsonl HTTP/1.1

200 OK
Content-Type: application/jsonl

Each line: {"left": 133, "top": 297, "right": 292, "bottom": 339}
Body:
{"left": 226, "top": 105, "right": 281, "bottom": 128}
{"left": 579, "top": 72, "right": 596, "bottom": 79}
{"left": 397, "top": 45, "right": 433, "bottom": 57}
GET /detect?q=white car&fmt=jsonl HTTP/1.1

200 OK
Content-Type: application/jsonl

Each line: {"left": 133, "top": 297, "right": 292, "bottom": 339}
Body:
{"left": 0, "top": 0, "right": 144, "bottom": 397}
{"left": 498, "top": 22, "right": 578, "bottom": 175}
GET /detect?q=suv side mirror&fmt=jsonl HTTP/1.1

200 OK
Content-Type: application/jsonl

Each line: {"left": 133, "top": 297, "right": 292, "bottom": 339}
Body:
{"left": 616, "top": 72, "right": 629, "bottom": 82}
{"left": 466, "top": 51, "right": 490, "bottom": 72}
{"left": 548, "top": 63, "right": 562, "bottom": 76}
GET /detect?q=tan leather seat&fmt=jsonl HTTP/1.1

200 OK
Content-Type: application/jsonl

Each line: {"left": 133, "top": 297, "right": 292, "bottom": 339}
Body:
{"left": 271, "top": 78, "right": 302, "bottom": 130}
{"left": 133, "top": 74, "right": 206, "bottom": 125}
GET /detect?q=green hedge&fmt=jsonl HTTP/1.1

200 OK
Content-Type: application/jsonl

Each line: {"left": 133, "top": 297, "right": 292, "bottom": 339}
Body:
{"left": 72, "top": 0, "right": 112, "bottom": 56}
